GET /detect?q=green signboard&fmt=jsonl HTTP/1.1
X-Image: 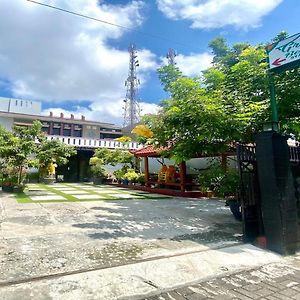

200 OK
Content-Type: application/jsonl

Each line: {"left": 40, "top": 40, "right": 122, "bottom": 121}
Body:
{"left": 267, "top": 32, "right": 300, "bottom": 72}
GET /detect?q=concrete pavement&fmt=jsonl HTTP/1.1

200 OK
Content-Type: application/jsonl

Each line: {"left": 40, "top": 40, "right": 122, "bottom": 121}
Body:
{"left": 0, "top": 244, "right": 282, "bottom": 300}
{"left": 142, "top": 254, "right": 300, "bottom": 300}
{"left": 0, "top": 187, "right": 294, "bottom": 299}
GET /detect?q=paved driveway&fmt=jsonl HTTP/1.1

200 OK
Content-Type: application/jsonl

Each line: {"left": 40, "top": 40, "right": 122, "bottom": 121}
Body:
{"left": 0, "top": 186, "right": 242, "bottom": 286}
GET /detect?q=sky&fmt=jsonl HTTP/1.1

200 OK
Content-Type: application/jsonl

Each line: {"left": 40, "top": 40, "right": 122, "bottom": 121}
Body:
{"left": 0, "top": 0, "right": 299, "bottom": 125}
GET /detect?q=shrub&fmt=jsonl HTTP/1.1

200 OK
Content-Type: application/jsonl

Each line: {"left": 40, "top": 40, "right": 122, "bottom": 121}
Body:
{"left": 113, "top": 165, "right": 129, "bottom": 181}
{"left": 198, "top": 162, "right": 239, "bottom": 198}
{"left": 124, "top": 169, "right": 139, "bottom": 183}
{"left": 90, "top": 164, "right": 107, "bottom": 178}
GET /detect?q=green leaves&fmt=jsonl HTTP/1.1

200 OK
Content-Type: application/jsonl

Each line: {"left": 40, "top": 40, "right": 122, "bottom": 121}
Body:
{"left": 92, "top": 148, "right": 134, "bottom": 166}
{"left": 144, "top": 33, "right": 300, "bottom": 162}
{"left": 36, "top": 138, "right": 76, "bottom": 167}
{"left": 0, "top": 121, "right": 77, "bottom": 183}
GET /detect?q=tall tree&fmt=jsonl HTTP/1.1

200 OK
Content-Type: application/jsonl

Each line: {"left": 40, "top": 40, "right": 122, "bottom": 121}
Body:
{"left": 0, "top": 121, "right": 42, "bottom": 184}
{"left": 36, "top": 137, "right": 76, "bottom": 178}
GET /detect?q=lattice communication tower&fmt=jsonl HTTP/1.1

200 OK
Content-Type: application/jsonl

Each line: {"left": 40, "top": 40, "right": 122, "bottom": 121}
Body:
{"left": 123, "top": 43, "right": 141, "bottom": 128}
{"left": 166, "top": 48, "right": 177, "bottom": 65}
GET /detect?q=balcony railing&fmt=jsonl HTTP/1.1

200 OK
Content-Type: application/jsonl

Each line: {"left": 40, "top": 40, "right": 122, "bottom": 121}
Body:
{"left": 46, "top": 135, "right": 141, "bottom": 150}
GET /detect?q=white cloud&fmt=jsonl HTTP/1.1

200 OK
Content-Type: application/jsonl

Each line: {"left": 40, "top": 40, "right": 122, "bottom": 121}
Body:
{"left": 176, "top": 53, "right": 213, "bottom": 76}
{"left": 157, "top": 0, "right": 283, "bottom": 29}
{"left": 0, "top": 0, "right": 158, "bottom": 123}
{"left": 161, "top": 52, "right": 213, "bottom": 76}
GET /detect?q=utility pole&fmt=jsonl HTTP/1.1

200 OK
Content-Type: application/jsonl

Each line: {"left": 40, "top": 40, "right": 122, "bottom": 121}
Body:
{"left": 123, "top": 43, "right": 140, "bottom": 128}
{"left": 166, "top": 48, "right": 177, "bottom": 65}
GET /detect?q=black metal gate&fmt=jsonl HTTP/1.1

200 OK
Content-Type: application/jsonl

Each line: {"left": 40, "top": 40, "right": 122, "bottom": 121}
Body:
{"left": 237, "top": 144, "right": 263, "bottom": 241}
{"left": 289, "top": 145, "right": 300, "bottom": 244}
{"left": 237, "top": 141, "right": 300, "bottom": 247}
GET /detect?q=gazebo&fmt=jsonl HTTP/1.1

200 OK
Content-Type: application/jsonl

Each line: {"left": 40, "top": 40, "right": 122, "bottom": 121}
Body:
{"left": 131, "top": 145, "right": 190, "bottom": 193}
{"left": 130, "top": 144, "right": 235, "bottom": 197}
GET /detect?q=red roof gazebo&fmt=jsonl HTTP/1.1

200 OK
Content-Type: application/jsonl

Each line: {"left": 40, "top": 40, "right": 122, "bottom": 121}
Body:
{"left": 131, "top": 145, "right": 188, "bottom": 193}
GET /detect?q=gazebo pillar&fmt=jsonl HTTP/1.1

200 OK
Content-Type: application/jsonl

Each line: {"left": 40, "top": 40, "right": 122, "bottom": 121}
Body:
{"left": 179, "top": 161, "right": 186, "bottom": 192}
{"left": 221, "top": 153, "right": 227, "bottom": 171}
{"left": 144, "top": 156, "right": 150, "bottom": 187}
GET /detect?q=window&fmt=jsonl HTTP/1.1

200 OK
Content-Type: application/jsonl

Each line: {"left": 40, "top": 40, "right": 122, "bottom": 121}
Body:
{"left": 100, "top": 133, "right": 122, "bottom": 139}
{"left": 73, "top": 130, "right": 82, "bottom": 137}
{"left": 52, "top": 128, "right": 60, "bottom": 135}
{"left": 41, "top": 127, "right": 49, "bottom": 134}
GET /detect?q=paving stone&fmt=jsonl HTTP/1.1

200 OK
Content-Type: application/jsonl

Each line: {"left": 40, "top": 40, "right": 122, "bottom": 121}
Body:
{"left": 213, "top": 295, "right": 238, "bottom": 300}
{"left": 165, "top": 291, "right": 186, "bottom": 300}
{"left": 30, "top": 195, "right": 66, "bottom": 201}
{"left": 73, "top": 194, "right": 105, "bottom": 199}
{"left": 272, "top": 293, "right": 296, "bottom": 300}
{"left": 258, "top": 282, "right": 281, "bottom": 292}
{"left": 174, "top": 287, "right": 194, "bottom": 297}
{"left": 279, "top": 288, "right": 299, "bottom": 297}
{"left": 266, "top": 296, "right": 282, "bottom": 300}
{"left": 229, "top": 290, "right": 252, "bottom": 300}
{"left": 242, "top": 283, "right": 263, "bottom": 292}
{"left": 61, "top": 190, "right": 88, "bottom": 194}
{"left": 186, "top": 293, "right": 210, "bottom": 300}
{"left": 234, "top": 287, "right": 260, "bottom": 299}
{"left": 292, "top": 286, "right": 300, "bottom": 292}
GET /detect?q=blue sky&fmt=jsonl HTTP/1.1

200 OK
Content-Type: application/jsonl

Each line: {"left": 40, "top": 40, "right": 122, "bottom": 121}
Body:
{"left": 0, "top": 0, "right": 299, "bottom": 125}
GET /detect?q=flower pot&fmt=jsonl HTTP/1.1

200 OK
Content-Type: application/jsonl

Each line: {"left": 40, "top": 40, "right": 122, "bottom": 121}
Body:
{"left": 41, "top": 177, "right": 56, "bottom": 185}
{"left": 227, "top": 200, "right": 242, "bottom": 221}
{"left": 93, "top": 177, "right": 104, "bottom": 185}
{"left": 2, "top": 185, "right": 14, "bottom": 193}
{"left": 13, "top": 186, "right": 25, "bottom": 193}
{"left": 206, "top": 191, "right": 214, "bottom": 198}
{"left": 2, "top": 185, "right": 25, "bottom": 193}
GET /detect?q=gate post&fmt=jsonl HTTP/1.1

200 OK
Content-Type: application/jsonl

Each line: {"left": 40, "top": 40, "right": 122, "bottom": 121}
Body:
{"left": 256, "top": 131, "right": 298, "bottom": 254}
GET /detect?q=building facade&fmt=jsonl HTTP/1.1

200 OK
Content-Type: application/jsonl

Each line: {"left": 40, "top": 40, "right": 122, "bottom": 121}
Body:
{"left": 0, "top": 97, "right": 140, "bottom": 181}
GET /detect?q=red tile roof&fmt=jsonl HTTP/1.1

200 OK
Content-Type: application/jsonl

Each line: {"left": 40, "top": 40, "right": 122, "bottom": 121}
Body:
{"left": 131, "top": 145, "right": 161, "bottom": 157}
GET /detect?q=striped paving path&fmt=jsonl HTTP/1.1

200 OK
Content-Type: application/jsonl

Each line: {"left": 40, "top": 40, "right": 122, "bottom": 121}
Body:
{"left": 17, "top": 183, "right": 170, "bottom": 203}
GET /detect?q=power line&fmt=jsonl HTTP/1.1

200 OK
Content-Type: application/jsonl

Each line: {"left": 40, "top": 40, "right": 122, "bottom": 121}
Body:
{"left": 26, "top": 0, "right": 195, "bottom": 49}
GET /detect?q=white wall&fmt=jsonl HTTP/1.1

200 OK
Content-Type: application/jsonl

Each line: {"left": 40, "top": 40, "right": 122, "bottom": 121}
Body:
{"left": 0, "top": 97, "right": 10, "bottom": 112}
{"left": 9, "top": 98, "right": 41, "bottom": 115}
{"left": 0, "top": 97, "right": 41, "bottom": 115}
{"left": 0, "top": 116, "right": 14, "bottom": 131}
{"left": 141, "top": 156, "right": 238, "bottom": 175}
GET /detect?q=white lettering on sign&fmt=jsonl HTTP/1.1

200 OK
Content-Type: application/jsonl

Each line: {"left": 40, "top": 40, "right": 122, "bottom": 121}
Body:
{"left": 268, "top": 32, "right": 300, "bottom": 70}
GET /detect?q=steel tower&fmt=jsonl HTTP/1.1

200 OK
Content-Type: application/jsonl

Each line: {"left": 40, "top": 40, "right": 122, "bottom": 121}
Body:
{"left": 123, "top": 43, "right": 140, "bottom": 128}
{"left": 166, "top": 48, "right": 177, "bottom": 65}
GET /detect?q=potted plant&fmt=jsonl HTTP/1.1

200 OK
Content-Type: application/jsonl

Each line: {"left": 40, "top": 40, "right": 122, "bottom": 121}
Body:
{"left": 137, "top": 173, "right": 145, "bottom": 186}
{"left": 123, "top": 169, "right": 139, "bottom": 185}
{"left": 90, "top": 164, "right": 107, "bottom": 185}
{"left": 2, "top": 177, "right": 26, "bottom": 193}
{"left": 113, "top": 165, "right": 130, "bottom": 184}
{"left": 198, "top": 162, "right": 241, "bottom": 220}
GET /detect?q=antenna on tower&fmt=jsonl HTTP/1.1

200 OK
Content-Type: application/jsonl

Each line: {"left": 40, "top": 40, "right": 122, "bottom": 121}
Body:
{"left": 123, "top": 43, "right": 141, "bottom": 128}
{"left": 166, "top": 48, "right": 177, "bottom": 65}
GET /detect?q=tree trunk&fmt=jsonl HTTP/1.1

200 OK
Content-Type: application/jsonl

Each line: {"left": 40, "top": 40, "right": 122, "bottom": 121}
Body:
{"left": 18, "top": 166, "right": 23, "bottom": 184}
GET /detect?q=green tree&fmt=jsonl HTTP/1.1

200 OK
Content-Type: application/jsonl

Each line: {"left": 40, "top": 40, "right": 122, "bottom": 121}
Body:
{"left": 0, "top": 121, "right": 42, "bottom": 184}
{"left": 144, "top": 75, "right": 238, "bottom": 162}
{"left": 205, "top": 35, "right": 300, "bottom": 139}
{"left": 142, "top": 33, "right": 299, "bottom": 165}
{"left": 157, "top": 64, "right": 183, "bottom": 92}
{"left": 35, "top": 137, "right": 76, "bottom": 178}
{"left": 91, "top": 148, "right": 133, "bottom": 166}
